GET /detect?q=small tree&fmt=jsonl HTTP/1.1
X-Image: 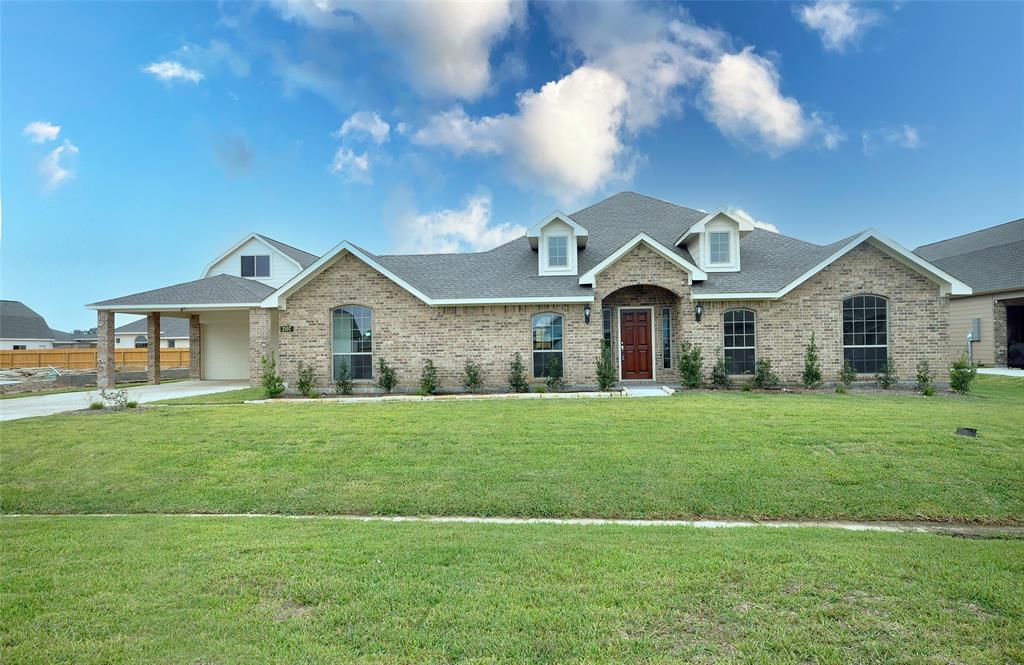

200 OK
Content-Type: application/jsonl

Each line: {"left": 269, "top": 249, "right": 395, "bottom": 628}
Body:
{"left": 260, "top": 355, "right": 285, "bottom": 398}
{"left": 335, "top": 358, "right": 353, "bottom": 395}
{"left": 596, "top": 342, "right": 616, "bottom": 391}
{"left": 377, "top": 358, "right": 398, "bottom": 393}
{"left": 677, "top": 342, "right": 703, "bottom": 389}
{"left": 875, "top": 362, "right": 897, "bottom": 390}
{"left": 949, "top": 354, "right": 977, "bottom": 394}
{"left": 419, "top": 359, "right": 439, "bottom": 395}
{"left": 545, "top": 355, "right": 565, "bottom": 391}
{"left": 801, "top": 333, "right": 822, "bottom": 388}
{"left": 463, "top": 360, "right": 483, "bottom": 393}
{"left": 839, "top": 361, "right": 857, "bottom": 389}
{"left": 915, "top": 360, "right": 934, "bottom": 396}
{"left": 752, "top": 358, "right": 781, "bottom": 389}
{"left": 296, "top": 361, "right": 316, "bottom": 397}
{"left": 710, "top": 352, "right": 732, "bottom": 388}
{"left": 508, "top": 352, "right": 529, "bottom": 393}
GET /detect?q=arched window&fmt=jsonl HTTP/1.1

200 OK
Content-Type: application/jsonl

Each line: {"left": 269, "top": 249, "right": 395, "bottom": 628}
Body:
{"left": 532, "top": 313, "right": 563, "bottom": 378}
{"left": 134, "top": 335, "right": 148, "bottom": 349}
{"left": 843, "top": 295, "right": 888, "bottom": 373}
{"left": 332, "top": 305, "right": 373, "bottom": 380}
{"left": 723, "top": 309, "right": 756, "bottom": 375}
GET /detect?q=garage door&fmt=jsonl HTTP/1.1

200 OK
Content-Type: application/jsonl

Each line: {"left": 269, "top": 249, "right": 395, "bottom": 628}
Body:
{"left": 201, "top": 311, "right": 249, "bottom": 380}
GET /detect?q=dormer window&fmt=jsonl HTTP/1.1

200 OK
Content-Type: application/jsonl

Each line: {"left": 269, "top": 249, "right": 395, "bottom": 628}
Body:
{"left": 548, "top": 236, "right": 568, "bottom": 268}
{"left": 241, "top": 255, "right": 270, "bottom": 278}
{"left": 709, "top": 232, "right": 731, "bottom": 264}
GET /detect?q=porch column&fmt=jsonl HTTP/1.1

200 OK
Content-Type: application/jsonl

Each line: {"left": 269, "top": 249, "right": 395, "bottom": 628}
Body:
{"left": 147, "top": 312, "right": 161, "bottom": 384}
{"left": 189, "top": 314, "right": 202, "bottom": 379}
{"left": 994, "top": 300, "right": 1008, "bottom": 367}
{"left": 97, "top": 310, "right": 115, "bottom": 389}
{"left": 249, "top": 308, "right": 272, "bottom": 387}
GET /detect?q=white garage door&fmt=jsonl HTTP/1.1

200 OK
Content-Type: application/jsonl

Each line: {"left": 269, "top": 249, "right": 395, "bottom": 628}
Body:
{"left": 201, "top": 311, "right": 249, "bottom": 380}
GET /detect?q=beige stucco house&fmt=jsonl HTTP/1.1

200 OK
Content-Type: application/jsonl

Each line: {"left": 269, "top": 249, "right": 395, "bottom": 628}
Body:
{"left": 88, "top": 192, "right": 972, "bottom": 390}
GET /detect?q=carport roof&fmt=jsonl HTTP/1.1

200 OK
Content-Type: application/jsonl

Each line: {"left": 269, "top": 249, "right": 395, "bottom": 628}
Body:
{"left": 89, "top": 273, "right": 276, "bottom": 309}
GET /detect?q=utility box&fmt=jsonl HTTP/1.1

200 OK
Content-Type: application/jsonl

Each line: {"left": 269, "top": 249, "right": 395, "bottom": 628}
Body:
{"left": 968, "top": 318, "right": 981, "bottom": 342}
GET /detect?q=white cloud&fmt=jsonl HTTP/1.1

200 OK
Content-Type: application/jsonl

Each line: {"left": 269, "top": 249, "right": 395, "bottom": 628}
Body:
{"left": 334, "top": 111, "right": 390, "bottom": 145}
{"left": 173, "top": 40, "right": 250, "bottom": 78}
{"left": 729, "top": 207, "right": 779, "bottom": 233}
{"left": 394, "top": 192, "right": 526, "bottom": 254}
{"left": 796, "top": 1, "right": 882, "bottom": 53}
{"left": 40, "top": 139, "right": 79, "bottom": 189}
{"left": 701, "top": 48, "right": 843, "bottom": 155}
{"left": 142, "top": 60, "right": 204, "bottom": 83}
{"left": 329, "top": 147, "right": 371, "bottom": 183}
{"left": 862, "top": 124, "right": 922, "bottom": 154}
{"left": 271, "top": 0, "right": 524, "bottom": 99}
{"left": 22, "top": 121, "right": 61, "bottom": 143}
{"left": 414, "top": 66, "right": 630, "bottom": 198}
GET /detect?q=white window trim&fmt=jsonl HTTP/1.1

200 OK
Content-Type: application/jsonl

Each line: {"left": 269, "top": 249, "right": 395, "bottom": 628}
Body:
{"left": 841, "top": 294, "right": 890, "bottom": 375}
{"left": 541, "top": 233, "right": 574, "bottom": 275}
{"left": 701, "top": 222, "right": 740, "bottom": 272}
{"left": 723, "top": 308, "right": 757, "bottom": 376}
{"left": 331, "top": 305, "right": 374, "bottom": 381}
{"left": 241, "top": 254, "right": 271, "bottom": 278}
{"left": 531, "top": 312, "right": 564, "bottom": 379}
{"left": 615, "top": 306, "right": 657, "bottom": 382}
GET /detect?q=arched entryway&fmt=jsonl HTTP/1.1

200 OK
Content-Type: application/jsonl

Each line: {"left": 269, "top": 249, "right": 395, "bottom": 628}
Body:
{"left": 601, "top": 284, "right": 686, "bottom": 382}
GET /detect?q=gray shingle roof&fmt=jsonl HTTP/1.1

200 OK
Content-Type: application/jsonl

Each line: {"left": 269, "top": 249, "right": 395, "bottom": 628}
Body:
{"left": 255, "top": 234, "right": 319, "bottom": 268}
{"left": 115, "top": 316, "right": 191, "bottom": 337}
{"left": 90, "top": 274, "right": 276, "bottom": 307}
{"left": 0, "top": 301, "right": 56, "bottom": 340}
{"left": 914, "top": 219, "right": 1024, "bottom": 293}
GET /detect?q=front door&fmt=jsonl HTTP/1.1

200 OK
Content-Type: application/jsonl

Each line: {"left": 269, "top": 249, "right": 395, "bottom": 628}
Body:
{"left": 620, "top": 309, "right": 653, "bottom": 380}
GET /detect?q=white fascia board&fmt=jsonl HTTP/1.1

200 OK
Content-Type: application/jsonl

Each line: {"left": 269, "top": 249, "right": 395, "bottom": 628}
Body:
{"left": 674, "top": 207, "right": 754, "bottom": 246}
{"left": 526, "top": 211, "right": 589, "bottom": 239}
{"left": 88, "top": 303, "right": 262, "bottom": 311}
{"left": 691, "top": 229, "right": 972, "bottom": 300}
{"left": 200, "top": 233, "right": 303, "bottom": 278}
{"left": 578, "top": 233, "right": 707, "bottom": 286}
{"left": 432, "top": 295, "right": 594, "bottom": 305}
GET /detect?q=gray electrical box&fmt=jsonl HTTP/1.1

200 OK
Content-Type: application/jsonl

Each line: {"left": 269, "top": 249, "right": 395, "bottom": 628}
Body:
{"left": 968, "top": 318, "right": 981, "bottom": 342}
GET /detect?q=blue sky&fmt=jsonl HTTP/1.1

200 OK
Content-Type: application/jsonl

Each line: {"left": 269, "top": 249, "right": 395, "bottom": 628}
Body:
{"left": 3, "top": 1, "right": 1022, "bottom": 331}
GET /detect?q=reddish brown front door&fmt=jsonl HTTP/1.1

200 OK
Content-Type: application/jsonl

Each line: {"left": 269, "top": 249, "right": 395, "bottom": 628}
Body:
{"left": 620, "top": 309, "right": 653, "bottom": 380}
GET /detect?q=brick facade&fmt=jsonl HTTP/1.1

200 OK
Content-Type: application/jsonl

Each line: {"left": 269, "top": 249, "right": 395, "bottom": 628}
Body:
{"left": 147, "top": 312, "right": 160, "bottom": 384}
{"left": 275, "top": 241, "right": 949, "bottom": 390}
{"left": 96, "top": 310, "right": 115, "bottom": 389}
{"left": 249, "top": 308, "right": 273, "bottom": 386}
{"left": 993, "top": 299, "right": 1007, "bottom": 366}
{"left": 189, "top": 314, "right": 202, "bottom": 379}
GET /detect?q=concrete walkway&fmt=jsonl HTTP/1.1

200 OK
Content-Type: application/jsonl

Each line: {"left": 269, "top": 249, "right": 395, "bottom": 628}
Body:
{"left": 977, "top": 367, "right": 1024, "bottom": 377}
{"left": 4, "top": 512, "right": 1021, "bottom": 538}
{"left": 0, "top": 380, "right": 248, "bottom": 422}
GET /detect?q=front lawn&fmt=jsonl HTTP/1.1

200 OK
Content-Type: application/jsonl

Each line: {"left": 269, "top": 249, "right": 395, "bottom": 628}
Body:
{"left": 2, "top": 516, "right": 1021, "bottom": 664}
{"left": 3, "top": 376, "right": 1021, "bottom": 522}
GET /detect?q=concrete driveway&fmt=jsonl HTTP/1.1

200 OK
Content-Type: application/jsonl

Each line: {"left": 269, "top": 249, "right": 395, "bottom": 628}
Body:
{"left": 977, "top": 367, "right": 1024, "bottom": 377}
{"left": 0, "top": 380, "right": 249, "bottom": 422}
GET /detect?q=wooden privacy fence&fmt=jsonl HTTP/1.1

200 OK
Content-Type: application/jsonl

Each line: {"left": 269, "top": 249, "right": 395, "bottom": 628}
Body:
{"left": 0, "top": 348, "right": 190, "bottom": 370}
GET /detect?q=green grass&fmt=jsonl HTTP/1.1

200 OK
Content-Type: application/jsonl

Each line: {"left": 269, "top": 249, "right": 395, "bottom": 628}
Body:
{"left": 152, "top": 386, "right": 266, "bottom": 404}
{"left": 0, "top": 378, "right": 185, "bottom": 400}
{"left": 3, "top": 376, "right": 1021, "bottom": 522}
{"left": 2, "top": 516, "right": 1021, "bottom": 664}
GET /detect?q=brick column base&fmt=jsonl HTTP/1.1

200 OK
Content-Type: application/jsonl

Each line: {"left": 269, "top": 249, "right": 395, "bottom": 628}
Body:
{"left": 97, "top": 311, "right": 115, "bottom": 389}
{"left": 994, "top": 300, "right": 1008, "bottom": 367}
{"left": 147, "top": 312, "right": 161, "bottom": 384}
{"left": 189, "top": 315, "right": 202, "bottom": 379}
{"left": 249, "top": 308, "right": 273, "bottom": 387}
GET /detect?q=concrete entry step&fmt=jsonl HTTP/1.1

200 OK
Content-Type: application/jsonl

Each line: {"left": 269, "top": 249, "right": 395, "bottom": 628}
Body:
{"left": 622, "top": 386, "right": 675, "bottom": 397}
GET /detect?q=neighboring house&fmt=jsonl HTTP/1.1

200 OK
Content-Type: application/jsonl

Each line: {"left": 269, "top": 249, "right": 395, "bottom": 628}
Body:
{"left": 88, "top": 192, "right": 971, "bottom": 390}
{"left": 915, "top": 218, "right": 1024, "bottom": 368}
{"left": 114, "top": 316, "right": 191, "bottom": 349}
{"left": 0, "top": 300, "right": 87, "bottom": 349}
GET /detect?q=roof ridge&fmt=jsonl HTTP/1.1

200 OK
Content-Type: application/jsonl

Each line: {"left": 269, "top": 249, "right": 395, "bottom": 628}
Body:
{"left": 254, "top": 233, "right": 319, "bottom": 260}
{"left": 914, "top": 217, "right": 1024, "bottom": 251}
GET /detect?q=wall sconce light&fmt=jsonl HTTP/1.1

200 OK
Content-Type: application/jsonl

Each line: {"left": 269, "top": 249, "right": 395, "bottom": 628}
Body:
{"left": 694, "top": 303, "right": 703, "bottom": 322}
{"left": 584, "top": 304, "right": 592, "bottom": 324}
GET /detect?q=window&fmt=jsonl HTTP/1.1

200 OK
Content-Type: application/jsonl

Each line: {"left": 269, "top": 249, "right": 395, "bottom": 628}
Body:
{"left": 661, "top": 307, "right": 672, "bottom": 369}
{"left": 332, "top": 305, "right": 373, "bottom": 380}
{"left": 723, "top": 309, "right": 756, "bottom": 374}
{"left": 709, "top": 231, "right": 730, "bottom": 264}
{"left": 241, "top": 255, "right": 270, "bottom": 278}
{"left": 532, "top": 313, "right": 563, "bottom": 377}
{"left": 547, "top": 236, "right": 568, "bottom": 268}
{"left": 134, "top": 335, "right": 148, "bottom": 349}
{"left": 602, "top": 307, "right": 612, "bottom": 347}
{"left": 13, "top": 345, "right": 26, "bottom": 350}
{"left": 843, "top": 295, "right": 888, "bottom": 373}
{"left": 166, "top": 339, "right": 176, "bottom": 349}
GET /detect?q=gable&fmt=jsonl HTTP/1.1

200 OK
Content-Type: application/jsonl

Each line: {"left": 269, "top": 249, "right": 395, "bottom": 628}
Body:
{"left": 203, "top": 235, "right": 305, "bottom": 288}
{"left": 592, "top": 240, "right": 693, "bottom": 298}
{"left": 579, "top": 234, "right": 706, "bottom": 288}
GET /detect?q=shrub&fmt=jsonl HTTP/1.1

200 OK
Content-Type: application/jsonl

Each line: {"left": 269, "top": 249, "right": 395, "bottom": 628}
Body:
{"left": 260, "top": 356, "right": 285, "bottom": 398}
{"left": 508, "top": 353, "right": 529, "bottom": 393}
{"left": 545, "top": 355, "right": 565, "bottom": 391}
{"left": 741, "top": 381, "right": 752, "bottom": 392}
{"left": 296, "top": 362, "right": 316, "bottom": 397}
{"left": 377, "top": 358, "right": 398, "bottom": 393}
{"left": 125, "top": 400, "right": 138, "bottom": 409}
{"left": 834, "top": 384, "right": 847, "bottom": 394}
{"left": 99, "top": 388, "right": 129, "bottom": 410}
{"left": 949, "top": 354, "right": 977, "bottom": 394}
{"left": 596, "top": 342, "right": 616, "bottom": 391}
{"left": 875, "top": 362, "right": 897, "bottom": 390}
{"left": 801, "top": 333, "right": 822, "bottom": 388}
{"left": 88, "top": 400, "right": 104, "bottom": 410}
{"left": 463, "top": 360, "right": 483, "bottom": 393}
{"left": 335, "top": 358, "right": 353, "bottom": 395}
{"left": 915, "top": 360, "right": 933, "bottom": 395}
{"left": 839, "top": 361, "right": 857, "bottom": 388}
{"left": 752, "top": 358, "right": 781, "bottom": 389}
{"left": 419, "top": 359, "right": 439, "bottom": 395}
{"left": 535, "top": 385, "right": 547, "bottom": 394}
{"left": 710, "top": 352, "right": 731, "bottom": 388}
{"left": 677, "top": 342, "right": 703, "bottom": 388}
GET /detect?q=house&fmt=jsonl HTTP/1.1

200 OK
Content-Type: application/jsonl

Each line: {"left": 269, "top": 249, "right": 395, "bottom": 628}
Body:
{"left": 914, "top": 218, "right": 1024, "bottom": 368}
{"left": 0, "top": 300, "right": 88, "bottom": 349}
{"left": 87, "top": 192, "right": 971, "bottom": 390}
{"left": 113, "top": 317, "right": 191, "bottom": 349}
